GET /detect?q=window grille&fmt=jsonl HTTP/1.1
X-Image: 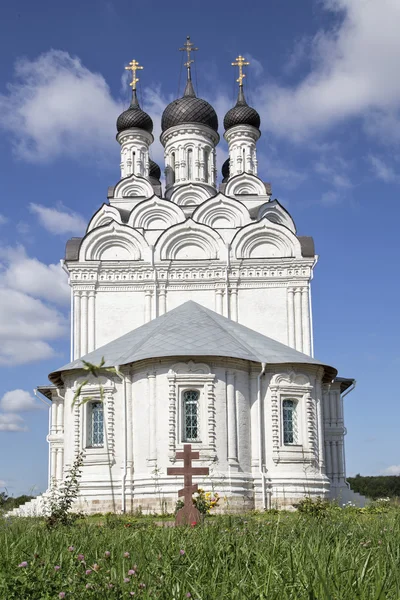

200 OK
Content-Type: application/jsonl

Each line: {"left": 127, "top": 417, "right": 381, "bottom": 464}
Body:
{"left": 282, "top": 399, "right": 297, "bottom": 445}
{"left": 183, "top": 390, "right": 200, "bottom": 442}
{"left": 88, "top": 402, "right": 104, "bottom": 447}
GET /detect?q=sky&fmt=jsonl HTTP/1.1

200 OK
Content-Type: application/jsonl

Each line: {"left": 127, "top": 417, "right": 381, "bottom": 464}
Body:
{"left": 0, "top": 0, "right": 399, "bottom": 497}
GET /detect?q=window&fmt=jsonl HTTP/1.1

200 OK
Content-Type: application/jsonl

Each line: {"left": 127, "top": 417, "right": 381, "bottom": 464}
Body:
{"left": 88, "top": 402, "right": 104, "bottom": 447}
{"left": 132, "top": 151, "right": 136, "bottom": 175}
{"left": 183, "top": 390, "right": 200, "bottom": 442}
{"left": 170, "top": 152, "right": 176, "bottom": 184}
{"left": 204, "top": 149, "right": 210, "bottom": 182}
{"left": 187, "top": 148, "right": 193, "bottom": 179}
{"left": 282, "top": 399, "right": 297, "bottom": 445}
{"left": 242, "top": 148, "right": 246, "bottom": 172}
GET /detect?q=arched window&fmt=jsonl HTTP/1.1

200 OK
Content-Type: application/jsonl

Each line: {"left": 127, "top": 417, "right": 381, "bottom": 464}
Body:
{"left": 242, "top": 148, "right": 246, "bottom": 173}
{"left": 183, "top": 390, "right": 200, "bottom": 442}
{"left": 170, "top": 151, "right": 176, "bottom": 184}
{"left": 88, "top": 402, "right": 104, "bottom": 447}
{"left": 204, "top": 149, "right": 210, "bottom": 182}
{"left": 282, "top": 399, "right": 297, "bottom": 445}
{"left": 187, "top": 148, "right": 193, "bottom": 179}
{"left": 132, "top": 150, "right": 136, "bottom": 175}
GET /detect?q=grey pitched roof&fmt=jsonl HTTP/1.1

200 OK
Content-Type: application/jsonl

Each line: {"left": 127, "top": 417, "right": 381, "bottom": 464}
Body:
{"left": 49, "top": 301, "right": 336, "bottom": 385}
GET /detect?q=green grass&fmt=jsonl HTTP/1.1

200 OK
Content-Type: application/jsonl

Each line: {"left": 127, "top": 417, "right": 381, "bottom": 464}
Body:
{"left": 1, "top": 508, "right": 400, "bottom": 599}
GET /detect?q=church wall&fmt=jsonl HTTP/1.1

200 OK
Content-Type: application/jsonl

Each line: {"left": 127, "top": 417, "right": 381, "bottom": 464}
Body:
{"left": 237, "top": 287, "right": 288, "bottom": 344}
{"left": 95, "top": 291, "right": 147, "bottom": 348}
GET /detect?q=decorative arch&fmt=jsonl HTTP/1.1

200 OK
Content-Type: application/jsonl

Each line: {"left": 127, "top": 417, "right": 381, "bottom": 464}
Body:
{"left": 169, "top": 360, "right": 211, "bottom": 375}
{"left": 128, "top": 197, "right": 185, "bottom": 230}
{"left": 258, "top": 201, "right": 296, "bottom": 234}
{"left": 192, "top": 193, "right": 251, "bottom": 229}
{"left": 225, "top": 173, "right": 269, "bottom": 197}
{"left": 86, "top": 204, "right": 123, "bottom": 233}
{"left": 231, "top": 219, "right": 302, "bottom": 259}
{"left": 79, "top": 222, "right": 149, "bottom": 261}
{"left": 113, "top": 174, "right": 154, "bottom": 199}
{"left": 169, "top": 183, "right": 212, "bottom": 206}
{"left": 154, "top": 219, "right": 225, "bottom": 261}
{"left": 271, "top": 371, "right": 311, "bottom": 387}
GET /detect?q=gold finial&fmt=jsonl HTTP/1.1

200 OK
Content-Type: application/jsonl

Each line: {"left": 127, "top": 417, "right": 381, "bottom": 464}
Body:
{"left": 179, "top": 35, "right": 198, "bottom": 69}
{"left": 232, "top": 55, "right": 250, "bottom": 86}
{"left": 125, "top": 59, "right": 144, "bottom": 91}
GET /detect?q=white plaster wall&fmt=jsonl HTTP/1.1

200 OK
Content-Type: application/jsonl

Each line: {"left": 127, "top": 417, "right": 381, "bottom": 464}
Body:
{"left": 95, "top": 291, "right": 146, "bottom": 347}
{"left": 237, "top": 287, "right": 288, "bottom": 343}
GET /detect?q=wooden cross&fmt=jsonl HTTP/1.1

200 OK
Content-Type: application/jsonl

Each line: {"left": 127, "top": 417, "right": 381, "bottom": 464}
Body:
{"left": 232, "top": 55, "right": 250, "bottom": 86}
{"left": 167, "top": 444, "right": 209, "bottom": 525}
{"left": 125, "top": 59, "right": 143, "bottom": 90}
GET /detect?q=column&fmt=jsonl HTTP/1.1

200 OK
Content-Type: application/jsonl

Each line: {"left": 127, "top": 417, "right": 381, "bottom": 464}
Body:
{"left": 287, "top": 288, "right": 295, "bottom": 348}
{"left": 80, "top": 291, "right": 88, "bottom": 356}
{"left": 316, "top": 396, "right": 325, "bottom": 469}
{"left": 249, "top": 372, "right": 259, "bottom": 472}
{"left": 56, "top": 400, "right": 63, "bottom": 434}
{"left": 51, "top": 401, "right": 57, "bottom": 435}
{"left": 159, "top": 289, "right": 166, "bottom": 316}
{"left": 51, "top": 447, "right": 57, "bottom": 482}
{"left": 148, "top": 372, "right": 157, "bottom": 463}
{"left": 325, "top": 441, "right": 332, "bottom": 478}
{"left": 338, "top": 440, "right": 345, "bottom": 483}
{"left": 294, "top": 288, "right": 303, "bottom": 351}
{"left": 73, "top": 291, "right": 81, "bottom": 359}
{"left": 329, "top": 393, "right": 337, "bottom": 425}
{"left": 126, "top": 373, "right": 133, "bottom": 485}
{"left": 215, "top": 289, "right": 223, "bottom": 315}
{"left": 195, "top": 146, "right": 201, "bottom": 181}
{"left": 56, "top": 448, "right": 64, "bottom": 482}
{"left": 331, "top": 440, "right": 338, "bottom": 483}
{"left": 145, "top": 291, "right": 152, "bottom": 323}
{"left": 88, "top": 291, "right": 95, "bottom": 352}
{"left": 230, "top": 289, "right": 238, "bottom": 322}
{"left": 301, "top": 287, "right": 311, "bottom": 355}
{"left": 227, "top": 371, "right": 238, "bottom": 465}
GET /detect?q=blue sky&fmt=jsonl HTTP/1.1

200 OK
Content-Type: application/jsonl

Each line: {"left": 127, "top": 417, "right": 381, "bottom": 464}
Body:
{"left": 0, "top": 0, "right": 399, "bottom": 496}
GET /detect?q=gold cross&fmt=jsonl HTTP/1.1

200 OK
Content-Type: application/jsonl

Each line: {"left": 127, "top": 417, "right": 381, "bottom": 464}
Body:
{"left": 232, "top": 55, "right": 250, "bottom": 86}
{"left": 125, "top": 59, "right": 143, "bottom": 91}
{"left": 179, "top": 35, "right": 198, "bottom": 68}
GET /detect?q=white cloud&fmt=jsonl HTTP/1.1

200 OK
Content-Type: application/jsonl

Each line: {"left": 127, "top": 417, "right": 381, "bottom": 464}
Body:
{"left": 0, "top": 214, "right": 7, "bottom": 225}
{"left": 381, "top": 465, "right": 400, "bottom": 476}
{"left": 0, "top": 50, "right": 121, "bottom": 162}
{"left": 29, "top": 203, "right": 86, "bottom": 236}
{"left": 0, "top": 413, "right": 28, "bottom": 432}
{"left": 0, "top": 245, "right": 70, "bottom": 306}
{"left": 368, "top": 155, "right": 400, "bottom": 183}
{"left": 258, "top": 0, "right": 400, "bottom": 142}
{"left": 0, "top": 288, "right": 67, "bottom": 365}
{"left": 0, "top": 390, "right": 44, "bottom": 412}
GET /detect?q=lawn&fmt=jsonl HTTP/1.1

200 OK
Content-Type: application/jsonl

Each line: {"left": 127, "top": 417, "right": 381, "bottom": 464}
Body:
{"left": 1, "top": 506, "right": 399, "bottom": 599}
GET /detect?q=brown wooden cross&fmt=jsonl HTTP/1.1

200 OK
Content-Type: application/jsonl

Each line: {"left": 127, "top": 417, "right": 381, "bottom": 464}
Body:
{"left": 167, "top": 444, "right": 209, "bottom": 525}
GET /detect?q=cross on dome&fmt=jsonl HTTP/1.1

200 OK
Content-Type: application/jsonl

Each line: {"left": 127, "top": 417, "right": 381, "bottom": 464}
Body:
{"left": 125, "top": 59, "right": 143, "bottom": 91}
{"left": 179, "top": 35, "right": 198, "bottom": 69}
{"left": 232, "top": 55, "right": 250, "bottom": 87}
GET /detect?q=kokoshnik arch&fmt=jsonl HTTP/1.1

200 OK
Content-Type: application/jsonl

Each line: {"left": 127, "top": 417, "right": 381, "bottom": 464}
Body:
{"left": 11, "top": 37, "right": 365, "bottom": 515}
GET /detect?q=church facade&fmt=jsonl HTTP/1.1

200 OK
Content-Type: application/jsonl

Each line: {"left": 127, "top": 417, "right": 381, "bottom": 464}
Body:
{"left": 18, "top": 42, "right": 364, "bottom": 515}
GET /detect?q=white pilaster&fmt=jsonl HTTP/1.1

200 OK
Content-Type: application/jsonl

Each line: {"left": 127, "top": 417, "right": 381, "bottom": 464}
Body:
{"left": 80, "top": 291, "right": 88, "bottom": 356}
{"left": 88, "top": 291, "right": 95, "bottom": 352}
{"left": 227, "top": 371, "right": 238, "bottom": 465}
{"left": 287, "top": 287, "right": 295, "bottom": 348}
{"left": 73, "top": 291, "right": 81, "bottom": 359}
{"left": 301, "top": 286, "right": 311, "bottom": 355}
{"left": 148, "top": 371, "right": 157, "bottom": 464}
{"left": 294, "top": 288, "right": 303, "bottom": 351}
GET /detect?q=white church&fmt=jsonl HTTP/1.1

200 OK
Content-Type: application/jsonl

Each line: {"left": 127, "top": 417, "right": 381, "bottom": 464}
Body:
{"left": 15, "top": 39, "right": 365, "bottom": 514}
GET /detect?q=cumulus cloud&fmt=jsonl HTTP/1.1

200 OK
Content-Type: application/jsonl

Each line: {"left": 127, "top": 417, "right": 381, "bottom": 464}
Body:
{"left": 0, "top": 413, "right": 28, "bottom": 432}
{"left": 0, "top": 389, "right": 45, "bottom": 412}
{"left": 0, "top": 49, "right": 122, "bottom": 162}
{"left": 29, "top": 203, "right": 86, "bottom": 236}
{"left": 0, "top": 245, "right": 70, "bottom": 305}
{"left": 381, "top": 465, "right": 400, "bottom": 476}
{"left": 258, "top": 0, "right": 400, "bottom": 143}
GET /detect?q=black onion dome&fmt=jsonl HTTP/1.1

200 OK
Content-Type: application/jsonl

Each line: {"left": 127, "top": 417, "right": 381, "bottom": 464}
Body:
{"left": 149, "top": 159, "right": 161, "bottom": 181}
{"left": 117, "top": 89, "right": 153, "bottom": 134}
{"left": 224, "top": 86, "right": 260, "bottom": 131}
{"left": 221, "top": 158, "right": 230, "bottom": 181}
{"left": 161, "top": 74, "right": 218, "bottom": 133}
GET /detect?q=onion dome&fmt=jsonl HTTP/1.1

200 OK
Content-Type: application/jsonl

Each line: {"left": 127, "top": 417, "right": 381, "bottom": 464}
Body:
{"left": 161, "top": 72, "right": 218, "bottom": 133}
{"left": 221, "top": 158, "right": 230, "bottom": 182}
{"left": 117, "top": 89, "right": 153, "bottom": 134}
{"left": 149, "top": 159, "right": 161, "bottom": 181}
{"left": 223, "top": 86, "right": 260, "bottom": 132}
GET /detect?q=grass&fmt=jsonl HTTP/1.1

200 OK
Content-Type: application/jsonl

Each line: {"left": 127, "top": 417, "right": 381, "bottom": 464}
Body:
{"left": 1, "top": 507, "right": 400, "bottom": 599}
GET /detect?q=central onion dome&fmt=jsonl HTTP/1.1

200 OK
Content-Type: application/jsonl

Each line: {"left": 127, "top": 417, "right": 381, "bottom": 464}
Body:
{"left": 149, "top": 159, "right": 161, "bottom": 181}
{"left": 117, "top": 89, "right": 153, "bottom": 134}
{"left": 224, "top": 85, "right": 260, "bottom": 132}
{"left": 161, "top": 73, "right": 218, "bottom": 133}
